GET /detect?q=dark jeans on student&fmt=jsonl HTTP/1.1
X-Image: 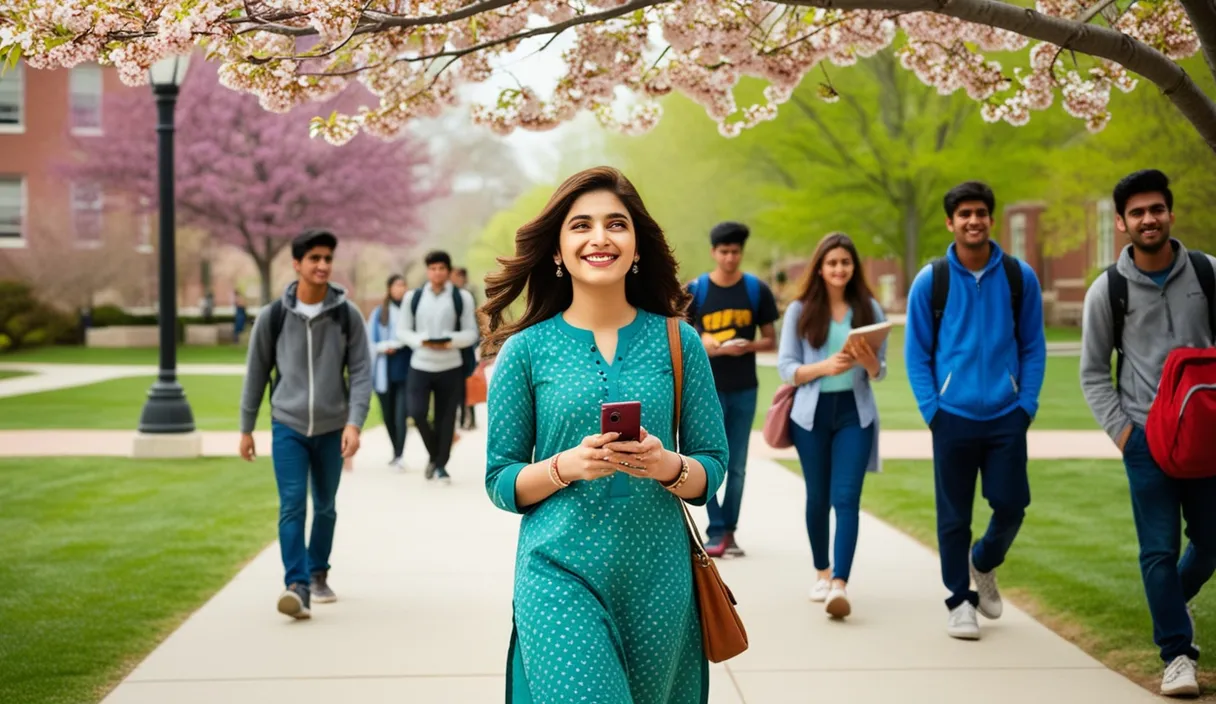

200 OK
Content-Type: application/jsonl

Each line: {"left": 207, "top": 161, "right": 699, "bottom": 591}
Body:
{"left": 271, "top": 421, "right": 344, "bottom": 588}
{"left": 407, "top": 366, "right": 464, "bottom": 469}
{"left": 790, "top": 390, "right": 874, "bottom": 582}
{"left": 377, "top": 379, "right": 409, "bottom": 459}
{"left": 707, "top": 387, "right": 758, "bottom": 539}
{"left": 1123, "top": 425, "right": 1216, "bottom": 662}
{"left": 931, "top": 408, "right": 1030, "bottom": 610}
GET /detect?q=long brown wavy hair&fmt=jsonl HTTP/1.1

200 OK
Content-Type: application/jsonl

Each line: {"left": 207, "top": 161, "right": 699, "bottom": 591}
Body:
{"left": 479, "top": 166, "right": 690, "bottom": 356}
{"left": 795, "top": 232, "right": 877, "bottom": 348}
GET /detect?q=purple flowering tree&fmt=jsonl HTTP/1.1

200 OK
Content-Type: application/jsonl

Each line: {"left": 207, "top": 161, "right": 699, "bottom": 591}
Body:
{"left": 65, "top": 59, "right": 443, "bottom": 304}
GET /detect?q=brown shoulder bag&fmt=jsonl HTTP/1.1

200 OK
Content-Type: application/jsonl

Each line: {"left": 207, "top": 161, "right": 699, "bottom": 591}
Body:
{"left": 665, "top": 317, "right": 749, "bottom": 663}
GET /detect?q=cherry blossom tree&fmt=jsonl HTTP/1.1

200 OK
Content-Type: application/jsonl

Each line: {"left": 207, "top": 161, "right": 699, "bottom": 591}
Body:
{"left": 3, "top": 1, "right": 1215, "bottom": 152}
{"left": 60, "top": 58, "right": 442, "bottom": 304}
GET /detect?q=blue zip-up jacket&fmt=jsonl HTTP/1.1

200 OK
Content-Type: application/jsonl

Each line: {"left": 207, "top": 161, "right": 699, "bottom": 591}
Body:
{"left": 905, "top": 242, "right": 1047, "bottom": 426}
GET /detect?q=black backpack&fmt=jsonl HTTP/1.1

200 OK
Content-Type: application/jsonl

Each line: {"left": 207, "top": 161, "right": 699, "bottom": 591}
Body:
{"left": 409, "top": 286, "right": 479, "bottom": 377}
{"left": 266, "top": 298, "right": 353, "bottom": 396}
{"left": 1106, "top": 250, "right": 1216, "bottom": 385}
{"left": 929, "top": 254, "right": 1024, "bottom": 355}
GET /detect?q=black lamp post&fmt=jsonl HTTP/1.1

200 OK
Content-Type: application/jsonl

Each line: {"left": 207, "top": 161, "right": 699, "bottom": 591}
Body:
{"left": 138, "top": 54, "right": 195, "bottom": 435}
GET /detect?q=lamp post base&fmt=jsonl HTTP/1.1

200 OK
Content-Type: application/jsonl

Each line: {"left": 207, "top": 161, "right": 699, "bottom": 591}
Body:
{"left": 132, "top": 431, "right": 203, "bottom": 458}
{"left": 137, "top": 379, "right": 197, "bottom": 434}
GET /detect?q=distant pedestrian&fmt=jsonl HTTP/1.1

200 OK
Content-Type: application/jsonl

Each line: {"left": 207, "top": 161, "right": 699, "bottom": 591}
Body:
{"left": 368, "top": 274, "right": 410, "bottom": 469}
{"left": 395, "top": 251, "right": 477, "bottom": 483}
{"left": 237, "top": 229, "right": 373, "bottom": 620}
{"left": 451, "top": 266, "right": 480, "bottom": 431}
{"left": 684, "top": 221, "right": 779, "bottom": 558}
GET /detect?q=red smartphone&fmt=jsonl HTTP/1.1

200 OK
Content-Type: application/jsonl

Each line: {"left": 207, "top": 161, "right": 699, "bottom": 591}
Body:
{"left": 600, "top": 401, "right": 641, "bottom": 442}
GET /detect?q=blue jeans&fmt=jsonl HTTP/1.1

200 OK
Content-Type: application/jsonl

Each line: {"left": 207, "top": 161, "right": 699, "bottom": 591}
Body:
{"left": 707, "top": 387, "right": 758, "bottom": 538}
{"left": 1123, "top": 425, "right": 1216, "bottom": 662}
{"left": 790, "top": 390, "right": 874, "bottom": 582}
{"left": 931, "top": 408, "right": 1030, "bottom": 610}
{"left": 271, "top": 421, "right": 345, "bottom": 588}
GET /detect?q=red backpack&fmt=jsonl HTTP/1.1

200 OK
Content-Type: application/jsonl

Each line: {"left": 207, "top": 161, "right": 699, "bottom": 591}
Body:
{"left": 1109, "top": 250, "right": 1216, "bottom": 479}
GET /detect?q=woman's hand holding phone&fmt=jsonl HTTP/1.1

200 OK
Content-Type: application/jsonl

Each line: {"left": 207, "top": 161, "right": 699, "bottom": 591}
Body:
{"left": 603, "top": 428, "right": 680, "bottom": 483}
{"left": 556, "top": 432, "right": 625, "bottom": 483}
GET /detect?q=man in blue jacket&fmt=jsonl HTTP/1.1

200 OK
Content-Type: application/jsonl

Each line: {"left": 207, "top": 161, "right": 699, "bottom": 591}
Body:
{"left": 905, "top": 181, "right": 1047, "bottom": 640}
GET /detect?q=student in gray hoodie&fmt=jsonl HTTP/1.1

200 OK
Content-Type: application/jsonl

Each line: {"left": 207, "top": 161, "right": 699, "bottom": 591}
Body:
{"left": 238, "top": 229, "right": 373, "bottom": 620}
{"left": 1080, "top": 170, "right": 1216, "bottom": 698}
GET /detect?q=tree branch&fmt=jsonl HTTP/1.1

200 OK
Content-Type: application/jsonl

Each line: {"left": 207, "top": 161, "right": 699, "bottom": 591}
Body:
{"left": 295, "top": 0, "right": 663, "bottom": 76}
{"left": 779, "top": 0, "right": 1216, "bottom": 153}
{"left": 1178, "top": 0, "right": 1216, "bottom": 83}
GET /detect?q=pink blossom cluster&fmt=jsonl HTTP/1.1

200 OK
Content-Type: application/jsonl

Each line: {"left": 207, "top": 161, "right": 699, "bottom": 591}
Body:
{"left": 0, "top": 0, "right": 1205, "bottom": 142}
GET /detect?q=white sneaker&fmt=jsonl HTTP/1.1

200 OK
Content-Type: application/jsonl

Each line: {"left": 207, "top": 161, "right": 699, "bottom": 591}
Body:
{"left": 947, "top": 602, "right": 981, "bottom": 640}
{"left": 1161, "top": 655, "right": 1199, "bottom": 697}
{"left": 970, "top": 552, "right": 1002, "bottom": 620}
{"left": 809, "top": 579, "right": 830, "bottom": 603}
{"left": 825, "top": 585, "right": 851, "bottom": 619}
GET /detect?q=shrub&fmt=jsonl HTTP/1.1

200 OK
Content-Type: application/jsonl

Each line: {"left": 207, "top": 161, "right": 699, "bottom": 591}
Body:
{"left": 0, "top": 280, "right": 80, "bottom": 352}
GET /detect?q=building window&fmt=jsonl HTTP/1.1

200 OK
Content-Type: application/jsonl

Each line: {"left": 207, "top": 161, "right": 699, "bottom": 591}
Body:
{"left": 1095, "top": 198, "right": 1115, "bottom": 268}
{"left": 72, "top": 182, "right": 104, "bottom": 245}
{"left": 878, "top": 274, "right": 896, "bottom": 309}
{"left": 0, "top": 177, "right": 24, "bottom": 246}
{"left": 0, "top": 64, "right": 23, "bottom": 130}
{"left": 70, "top": 64, "right": 103, "bottom": 134}
{"left": 1009, "top": 212, "right": 1027, "bottom": 260}
{"left": 136, "top": 196, "right": 153, "bottom": 253}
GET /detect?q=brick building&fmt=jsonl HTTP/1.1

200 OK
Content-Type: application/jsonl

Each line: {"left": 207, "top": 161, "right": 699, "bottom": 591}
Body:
{"left": 0, "top": 61, "right": 249, "bottom": 311}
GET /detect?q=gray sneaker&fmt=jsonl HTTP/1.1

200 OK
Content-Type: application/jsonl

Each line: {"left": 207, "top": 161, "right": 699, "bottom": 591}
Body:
{"left": 970, "top": 550, "right": 1003, "bottom": 620}
{"left": 310, "top": 571, "right": 337, "bottom": 604}
{"left": 434, "top": 467, "right": 451, "bottom": 484}
{"left": 277, "top": 583, "right": 311, "bottom": 619}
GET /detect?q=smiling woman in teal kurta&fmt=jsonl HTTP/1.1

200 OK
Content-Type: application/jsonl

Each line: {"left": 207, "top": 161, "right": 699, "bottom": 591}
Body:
{"left": 481, "top": 167, "right": 728, "bottom": 703}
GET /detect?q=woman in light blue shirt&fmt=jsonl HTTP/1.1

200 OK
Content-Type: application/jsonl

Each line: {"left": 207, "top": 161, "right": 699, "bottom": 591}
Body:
{"left": 777, "top": 232, "right": 887, "bottom": 620}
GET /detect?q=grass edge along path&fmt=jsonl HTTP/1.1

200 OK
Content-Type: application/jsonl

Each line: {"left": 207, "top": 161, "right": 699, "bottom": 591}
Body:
{"left": 0, "top": 456, "right": 280, "bottom": 704}
{"left": 777, "top": 457, "right": 1216, "bottom": 698}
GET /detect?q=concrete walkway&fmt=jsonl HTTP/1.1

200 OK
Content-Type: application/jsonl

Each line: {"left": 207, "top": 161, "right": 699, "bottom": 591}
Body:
{"left": 0, "top": 362, "right": 245, "bottom": 398}
{"left": 91, "top": 424, "right": 1155, "bottom": 704}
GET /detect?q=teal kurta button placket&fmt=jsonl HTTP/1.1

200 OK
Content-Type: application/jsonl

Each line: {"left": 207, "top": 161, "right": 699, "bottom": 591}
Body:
{"left": 560, "top": 313, "right": 643, "bottom": 499}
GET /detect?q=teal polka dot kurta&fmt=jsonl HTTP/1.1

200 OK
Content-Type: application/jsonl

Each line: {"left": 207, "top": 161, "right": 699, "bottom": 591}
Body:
{"left": 486, "top": 310, "right": 729, "bottom": 703}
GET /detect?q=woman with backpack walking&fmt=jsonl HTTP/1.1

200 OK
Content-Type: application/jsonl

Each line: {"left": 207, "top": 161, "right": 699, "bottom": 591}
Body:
{"left": 777, "top": 232, "right": 887, "bottom": 620}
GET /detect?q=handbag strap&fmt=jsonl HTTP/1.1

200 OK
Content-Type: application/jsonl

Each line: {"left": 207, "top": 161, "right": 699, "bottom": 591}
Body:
{"left": 666, "top": 317, "right": 711, "bottom": 566}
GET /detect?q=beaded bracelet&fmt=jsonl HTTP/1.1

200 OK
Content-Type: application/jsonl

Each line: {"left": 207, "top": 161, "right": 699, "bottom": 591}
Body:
{"left": 661, "top": 453, "right": 690, "bottom": 492}
{"left": 549, "top": 452, "right": 570, "bottom": 489}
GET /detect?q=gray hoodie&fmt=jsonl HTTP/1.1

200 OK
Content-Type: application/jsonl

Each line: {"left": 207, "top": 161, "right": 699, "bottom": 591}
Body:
{"left": 1080, "top": 240, "right": 1216, "bottom": 443}
{"left": 240, "top": 282, "right": 372, "bottom": 437}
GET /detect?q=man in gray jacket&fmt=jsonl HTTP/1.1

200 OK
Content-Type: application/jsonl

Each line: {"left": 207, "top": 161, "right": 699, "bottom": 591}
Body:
{"left": 238, "top": 229, "right": 373, "bottom": 620}
{"left": 1080, "top": 169, "right": 1216, "bottom": 698}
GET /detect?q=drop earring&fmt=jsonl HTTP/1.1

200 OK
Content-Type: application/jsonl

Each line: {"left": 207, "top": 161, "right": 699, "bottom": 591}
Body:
{"left": 632, "top": 260, "right": 639, "bottom": 274}
{"left": 556, "top": 261, "right": 564, "bottom": 278}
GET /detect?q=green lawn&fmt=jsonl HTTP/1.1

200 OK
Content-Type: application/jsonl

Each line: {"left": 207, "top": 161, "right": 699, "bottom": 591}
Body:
{"left": 0, "top": 457, "right": 280, "bottom": 704}
{"left": 0, "top": 345, "right": 250, "bottom": 365}
{"left": 0, "top": 375, "right": 384, "bottom": 431}
{"left": 0, "top": 370, "right": 31, "bottom": 381}
{"left": 756, "top": 327, "right": 1094, "bottom": 430}
{"left": 779, "top": 458, "right": 1216, "bottom": 692}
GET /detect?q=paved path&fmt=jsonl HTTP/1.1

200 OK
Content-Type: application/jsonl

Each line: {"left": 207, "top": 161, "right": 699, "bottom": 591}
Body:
{"left": 90, "top": 424, "right": 1154, "bottom": 704}
{"left": 0, "top": 362, "right": 245, "bottom": 398}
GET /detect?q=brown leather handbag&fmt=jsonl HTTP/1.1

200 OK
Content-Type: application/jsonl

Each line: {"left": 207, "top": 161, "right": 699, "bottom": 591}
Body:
{"left": 666, "top": 317, "right": 749, "bottom": 663}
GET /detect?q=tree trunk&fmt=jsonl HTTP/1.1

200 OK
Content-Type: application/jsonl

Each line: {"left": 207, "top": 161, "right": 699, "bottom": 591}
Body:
{"left": 258, "top": 256, "right": 273, "bottom": 307}
{"left": 901, "top": 188, "right": 922, "bottom": 296}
